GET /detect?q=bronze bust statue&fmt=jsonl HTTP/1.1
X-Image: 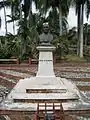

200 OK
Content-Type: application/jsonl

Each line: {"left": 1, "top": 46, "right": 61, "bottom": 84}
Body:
{"left": 39, "top": 23, "right": 53, "bottom": 46}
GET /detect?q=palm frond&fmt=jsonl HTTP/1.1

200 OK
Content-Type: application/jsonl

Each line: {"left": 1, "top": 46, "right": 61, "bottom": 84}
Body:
{"left": 85, "top": 0, "right": 90, "bottom": 20}
{"left": 0, "top": 0, "right": 11, "bottom": 9}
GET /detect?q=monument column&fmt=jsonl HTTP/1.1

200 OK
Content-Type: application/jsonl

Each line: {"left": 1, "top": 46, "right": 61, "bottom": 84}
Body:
{"left": 36, "top": 46, "right": 55, "bottom": 77}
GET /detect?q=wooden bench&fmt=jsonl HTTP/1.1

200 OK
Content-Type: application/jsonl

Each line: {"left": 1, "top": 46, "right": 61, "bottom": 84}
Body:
{"left": 0, "top": 58, "right": 20, "bottom": 64}
{"left": 29, "top": 58, "right": 38, "bottom": 65}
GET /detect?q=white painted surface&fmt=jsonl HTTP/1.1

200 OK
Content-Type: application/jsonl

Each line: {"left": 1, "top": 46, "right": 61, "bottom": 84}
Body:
{"left": 36, "top": 46, "right": 55, "bottom": 77}
{"left": 6, "top": 77, "right": 79, "bottom": 101}
{"left": 1, "top": 101, "right": 90, "bottom": 111}
{"left": 11, "top": 93, "right": 78, "bottom": 100}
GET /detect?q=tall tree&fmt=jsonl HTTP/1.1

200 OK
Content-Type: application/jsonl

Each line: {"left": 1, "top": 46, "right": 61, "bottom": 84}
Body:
{"left": 47, "top": 8, "right": 68, "bottom": 36}
{"left": 3, "top": 0, "right": 8, "bottom": 35}
{"left": 75, "top": 0, "right": 90, "bottom": 57}
{"left": 37, "top": 0, "right": 72, "bottom": 36}
{"left": 9, "top": 0, "right": 39, "bottom": 59}
{"left": 84, "top": 23, "right": 88, "bottom": 46}
{"left": 0, "top": 0, "right": 11, "bottom": 35}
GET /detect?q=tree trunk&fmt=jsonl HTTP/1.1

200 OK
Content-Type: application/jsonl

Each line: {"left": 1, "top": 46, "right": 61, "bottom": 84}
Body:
{"left": 79, "top": 4, "right": 84, "bottom": 58}
{"left": 85, "top": 24, "right": 88, "bottom": 46}
{"left": 3, "top": 0, "right": 7, "bottom": 35}
{"left": 19, "top": 0, "right": 23, "bottom": 60}
{"left": 11, "top": 5, "right": 15, "bottom": 35}
{"left": 13, "top": 20, "right": 15, "bottom": 35}
{"left": 77, "top": 6, "right": 81, "bottom": 56}
{"left": 85, "top": 34, "right": 87, "bottom": 46}
{"left": 59, "top": 6, "right": 62, "bottom": 36}
{"left": 27, "top": 3, "right": 32, "bottom": 28}
{"left": 19, "top": 1, "right": 22, "bottom": 21}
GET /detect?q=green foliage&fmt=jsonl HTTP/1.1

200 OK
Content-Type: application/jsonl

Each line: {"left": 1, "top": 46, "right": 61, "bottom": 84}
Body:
{"left": 65, "top": 54, "right": 87, "bottom": 62}
{"left": 0, "top": 45, "right": 10, "bottom": 59}
{"left": 68, "top": 27, "right": 77, "bottom": 45}
{"left": 47, "top": 8, "right": 59, "bottom": 35}
{"left": 38, "top": 0, "right": 71, "bottom": 17}
{"left": 0, "top": 0, "right": 11, "bottom": 9}
{"left": 0, "top": 35, "right": 20, "bottom": 59}
{"left": 17, "top": 14, "right": 40, "bottom": 60}
{"left": 0, "top": 0, "right": 90, "bottom": 61}
{"left": 52, "top": 35, "right": 69, "bottom": 58}
{"left": 6, "top": 34, "right": 20, "bottom": 57}
{"left": 0, "top": 36, "right": 10, "bottom": 58}
{"left": 0, "top": 116, "right": 6, "bottom": 120}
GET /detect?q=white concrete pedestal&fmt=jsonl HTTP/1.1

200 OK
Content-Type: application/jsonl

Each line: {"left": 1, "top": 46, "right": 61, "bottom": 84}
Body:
{"left": 1, "top": 45, "right": 87, "bottom": 112}
{"left": 36, "top": 46, "right": 56, "bottom": 77}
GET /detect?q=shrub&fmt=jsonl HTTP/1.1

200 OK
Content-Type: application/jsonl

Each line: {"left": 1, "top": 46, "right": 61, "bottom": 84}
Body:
{"left": 52, "top": 35, "right": 69, "bottom": 58}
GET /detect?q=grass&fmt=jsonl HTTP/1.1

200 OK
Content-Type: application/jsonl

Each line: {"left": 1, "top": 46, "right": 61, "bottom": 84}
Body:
{"left": 65, "top": 54, "right": 87, "bottom": 62}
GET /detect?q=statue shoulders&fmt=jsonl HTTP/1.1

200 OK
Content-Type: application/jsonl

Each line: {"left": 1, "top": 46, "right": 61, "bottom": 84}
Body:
{"left": 39, "top": 32, "right": 52, "bottom": 36}
{"left": 49, "top": 33, "right": 53, "bottom": 37}
{"left": 39, "top": 33, "right": 44, "bottom": 39}
{"left": 39, "top": 33, "right": 44, "bottom": 36}
{"left": 39, "top": 32, "right": 53, "bottom": 43}
{"left": 48, "top": 33, "right": 53, "bottom": 39}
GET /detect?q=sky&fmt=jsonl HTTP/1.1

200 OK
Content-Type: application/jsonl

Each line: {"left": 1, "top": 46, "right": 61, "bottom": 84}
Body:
{"left": 0, "top": 8, "right": 18, "bottom": 35}
{"left": 68, "top": 7, "right": 90, "bottom": 28}
{"left": 0, "top": 6, "right": 90, "bottom": 36}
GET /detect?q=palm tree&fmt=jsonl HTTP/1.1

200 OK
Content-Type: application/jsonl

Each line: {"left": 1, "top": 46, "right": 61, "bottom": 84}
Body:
{"left": 3, "top": 0, "right": 8, "bottom": 35}
{"left": 11, "top": 3, "right": 16, "bottom": 35}
{"left": 83, "top": 23, "right": 88, "bottom": 46}
{"left": 0, "top": 0, "right": 11, "bottom": 35}
{"left": 68, "top": 27, "right": 77, "bottom": 46}
{"left": 7, "top": 15, "right": 16, "bottom": 35}
{"left": 6, "top": 0, "right": 29, "bottom": 59}
{"left": 75, "top": 0, "right": 90, "bottom": 57}
{"left": 37, "top": 0, "right": 72, "bottom": 36}
{"left": 47, "top": 8, "right": 68, "bottom": 36}
{"left": 58, "top": 0, "right": 71, "bottom": 36}
{"left": 0, "top": 0, "right": 14, "bottom": 36}
{"left": 47, "top": 7, "right": 59, "bottom": 35}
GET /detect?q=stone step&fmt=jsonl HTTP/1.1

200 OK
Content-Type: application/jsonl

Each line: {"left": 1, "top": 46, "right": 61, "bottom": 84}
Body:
{"left": 14, "top": 98, "right": 78, "bottom": 103}
{"left": 26, "top": 89, "right": 67, "bottom": 93}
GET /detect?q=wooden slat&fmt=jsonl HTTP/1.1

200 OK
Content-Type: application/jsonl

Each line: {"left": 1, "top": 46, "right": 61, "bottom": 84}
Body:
{"left": 0, "top": 59, "right": 20, "bottom": 64}
{"left": 0, "top": 59, "right": 17, "bottom": 61}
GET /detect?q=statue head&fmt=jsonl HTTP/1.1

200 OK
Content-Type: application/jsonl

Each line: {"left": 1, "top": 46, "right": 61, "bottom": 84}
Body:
{"left": 39, "top": 22, "right": 53, "bottom": 46}
{"left": 43, "top": 23, "right": 49, "bottom": 34}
